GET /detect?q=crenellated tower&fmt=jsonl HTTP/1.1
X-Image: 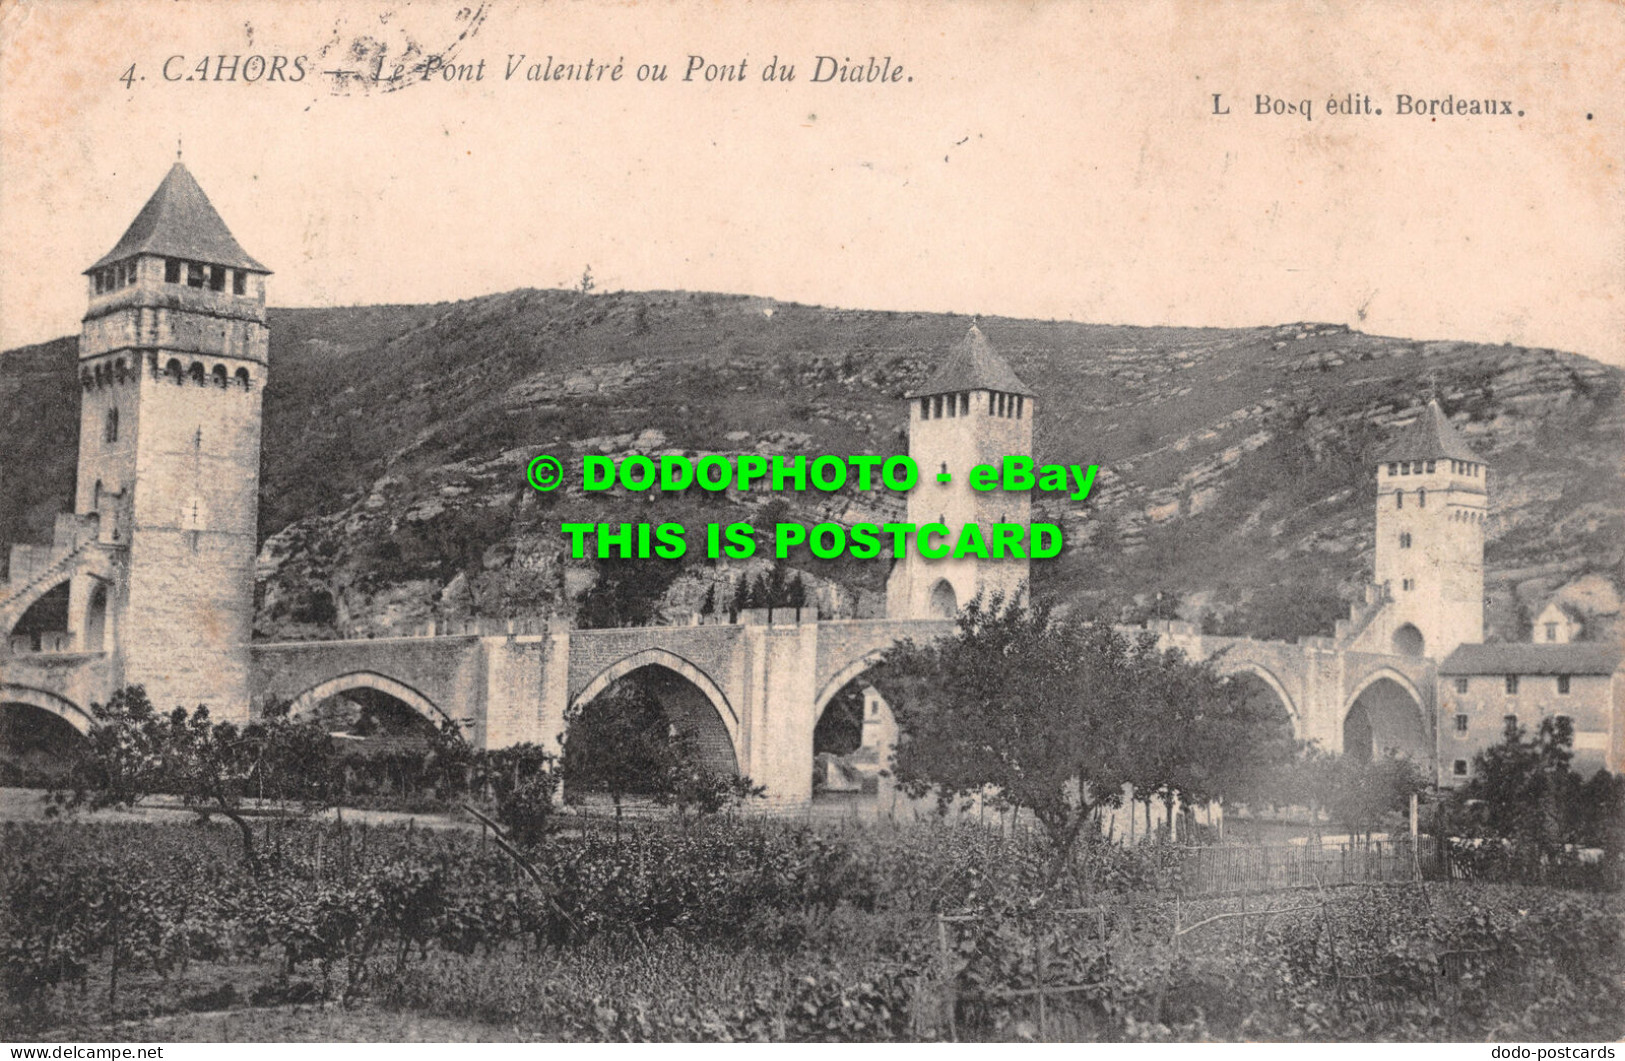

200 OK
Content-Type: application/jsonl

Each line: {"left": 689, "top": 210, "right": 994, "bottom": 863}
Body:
{"left": 73, "top": 160, "right": 270, "bottom": 719}
{"left": 887, "top": 324, "right": 1034, "bottom": 619}
{"left": 1348, "top": 399, "right": 1487, "bottom": 661}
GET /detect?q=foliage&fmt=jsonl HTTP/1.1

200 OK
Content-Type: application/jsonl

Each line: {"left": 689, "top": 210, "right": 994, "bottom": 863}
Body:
{"left": 51, "top": 686, "right": 339, "bottom": 867}
{"left": 574, "top": 555, "right": 685, "bottom": 628}
{"left": 4, "top": 818, "right": 1623, "bottom": 1041}
{"left": 880, "top": 594, "right": 1293, "bottom": 860}
{"left": 562, "top": 679, "right": 762, "bottom": 821}
{"left": 1440, "top": 717, "right": 1625, "bottom": 865}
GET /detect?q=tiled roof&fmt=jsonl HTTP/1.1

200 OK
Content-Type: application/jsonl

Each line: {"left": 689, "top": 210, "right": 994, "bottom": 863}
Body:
{"left": 910, "top": 324, "right": 1034, "bottom": 398}
{"left": 88, "top": 162, "right": 268, "bottom": 273}
{"left": 1376, "top": 400, "right": 1480, "bottom": 463}
{"left": 1439, "top": 642, "right": 1622, "bottom": 676}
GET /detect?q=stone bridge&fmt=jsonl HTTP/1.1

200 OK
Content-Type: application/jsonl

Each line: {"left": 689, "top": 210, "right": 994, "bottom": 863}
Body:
{"left": 1140, "top": 621, "right": 1438, "bottom": 763}
{"left": 247, "top": 612, "right": 956, "bottom": 805}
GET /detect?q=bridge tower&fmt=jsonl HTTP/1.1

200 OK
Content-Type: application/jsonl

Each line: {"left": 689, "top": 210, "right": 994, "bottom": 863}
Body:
{"left": 74, "top": 159, "right": 270, "bottom": 720}
{"left": 1368, "top": 399, "right": 1487, "bottom": 661}
{"left": 887, "top": 324, "right": 1034, "bottom": 619}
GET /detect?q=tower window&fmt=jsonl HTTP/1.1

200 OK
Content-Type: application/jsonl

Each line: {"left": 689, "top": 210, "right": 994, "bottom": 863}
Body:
{"left": 932, "top": 395, "right": 943, "bottom": 419}
{"left": 209, "top": 265, "right": 226, "bottom": 292}
{"left": 165, "top": 258, "right": 182, "bottom": 283}
{"left": 1504, "top": 713, "right": 1518, "bottom": 729}
{"left": 1453, "top": 759, "right": 1468, "bottom": 778}
{"left": 1557, "top": 675, "right": 1571, "bottom": 695}
{"left": 187, "top": 262, "right": 205, "bottom": 288}
{"left": 233, "top": 270, "right": 247, "bottom": 295}
{"left": 960, "top": 392, "right": 969, "bottom": 416}
{"left": 1396, "top": 490, "right": 1403, "bottom": 509}
{"left": 1454, "top": 677, "right": 1469, "bottom": 694}
{"left": 235, "top": 367, "right": 251, "bottom": 388}
{"left": 1505, "top": 675, "right": 1519, "bottom": 695}
{"left": 188, "top": 362, "right": 205, "bottom": 384}
{"left": 103, "top": 407, "right": 118, "bottom": 444}
{"left": 919, "top": 397, "right": 930, "bottom": 420}
{"left": 1545, "top": 622, "right": 1558, "bottom": 641}
{"left": 1388, "top": 463, "right": 1398, "bottom": 476}
{"left": 1455, "top": 713, "right": 1468, "bottom": 733}
{"left": 946, "top": 393, "right": 956, "bottom": 417}
{"left": 212, "top": 364, "right": 228, "bottom": 386}
{"left": 1400, "top": 532, "right": 1412, "bottom": 549}
{"left": 1400, "top": 463, "right": 1409, "bottom": 475}
{"left": 165, "top": 358, "right": 183, "bottom": 381}
{"left": 1402, "top": 578, "right": 1415, "bottom": 591}
{"left": 1418, "top": 488, "right": 1426, "bottom": 507}
{"left": 1015, "top": 396, "right": 1024, "bottom": 419}
{"left": 1426, "top": 460, "right": 1436, "bottom": 473}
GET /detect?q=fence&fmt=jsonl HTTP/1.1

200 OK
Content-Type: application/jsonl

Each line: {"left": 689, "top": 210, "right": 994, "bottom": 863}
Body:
{"left": 932, "top": 873, "right": 1451, "bottom": 1042}
{"left": 1168, "top": 837, "right": 1423, "bottom": 895}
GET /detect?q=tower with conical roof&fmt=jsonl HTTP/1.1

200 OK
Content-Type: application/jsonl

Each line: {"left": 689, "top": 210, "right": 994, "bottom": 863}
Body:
{"left": 1365, "top": 398, "right": 1487, "bottom": 661}
{"left": 74, "top": 159, "right": 270, "bottom": 719}
{"left": 887, "top": 324, "right": 1035, "bottom": 619}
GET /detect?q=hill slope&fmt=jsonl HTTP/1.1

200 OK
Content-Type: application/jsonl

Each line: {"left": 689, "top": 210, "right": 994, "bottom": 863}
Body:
{"left": 3, "top": 289, "right": 1621, "bottom": 643}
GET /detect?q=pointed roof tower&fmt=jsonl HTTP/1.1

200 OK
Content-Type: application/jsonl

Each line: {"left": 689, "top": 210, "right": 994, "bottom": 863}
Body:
{"left": 1376, "top": 399, "right": 1480, "bottom": 463}
{"left": 911, "top": 323, "right": 1034, "bottom": 398}
{"left": 87, "top": 162, "right": 268, "bottom": 274}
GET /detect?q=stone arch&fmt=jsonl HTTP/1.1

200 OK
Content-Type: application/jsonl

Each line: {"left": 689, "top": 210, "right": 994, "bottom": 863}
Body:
{"left": 571, "top": 648, "right": 739, "bottom": 774}
{"left": 572, "top": 648, "right": 737, "bottom": 728}
{"left": 4, "top": 578, "right": 72, "bottom": 642}
{"left": 813, "top": 652, "right": 891, "bottom": 720}
{"left": 929, "top": 578, "right": 958, "bottom": 619}
{"left": 211, "top": 364, "right": 228, "bottom": 386}
{"left": 1220, "top": 661, "right": 1301, "bottom": 737}
{"left": 83, "top": 582, "right": 108, "bottom": 653}
{"left": 0, "top": 684, "right": 94, "bottom": 735}
{"left": 188, "top": 361, "right": 205, "bottom": 384}
{"left": 1341, "top": 667, "right": 1429, "bottom": 762}
{"left": 165, "top": 358, "right": 183, "bottom": 381}
{"left": 286, "top": 672, "right": 450, "bottom": 724}
{"left": 1392, "top": 623, "right": 1425, "bottom": 658}
{"left": 235, "top": 367, "right": 251, "bottom": 388}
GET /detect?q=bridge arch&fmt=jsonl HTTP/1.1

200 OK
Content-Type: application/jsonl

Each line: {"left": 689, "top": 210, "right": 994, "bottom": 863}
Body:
{"left": 572, "top": 648, "right": 737, "bottom": 728}
{"left": 571, "top": 648, "right": 739, "bottom": 775}
{"left": 0, "top": 684, "right": 95, "bottom": 735}
{"left": 813, "top": 652, "right": 890, "bottom": 720}
{"left": 286, "top": 672, "right": 450, "bottom": 724}
{"left": 1341, "top": 666, "right": 1430, "bottom": 762}
{"left": 1219, "top": 661, "right": 1301, "bottom": 737}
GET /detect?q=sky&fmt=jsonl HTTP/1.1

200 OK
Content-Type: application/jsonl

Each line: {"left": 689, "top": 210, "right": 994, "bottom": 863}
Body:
{"left": 2, "top": 0, "right": 1621, "bottom": 365}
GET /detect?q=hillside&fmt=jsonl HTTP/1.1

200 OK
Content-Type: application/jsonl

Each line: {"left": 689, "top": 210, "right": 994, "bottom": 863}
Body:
{"left": 2, "top": 288, "right": 1621, "bottom": 644}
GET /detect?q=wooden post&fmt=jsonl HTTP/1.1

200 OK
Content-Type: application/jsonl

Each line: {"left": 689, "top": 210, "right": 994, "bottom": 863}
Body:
{"left": 1036, "top": 930, "right": 1048, "bottom": 1042}
{"left": 937, "top": 916, "right": 957, "bottom": 1042}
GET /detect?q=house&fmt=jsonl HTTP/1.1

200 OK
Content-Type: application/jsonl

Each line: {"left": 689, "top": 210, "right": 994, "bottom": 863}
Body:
{"left": 1437, "top": 642, "right": 1624, "bottom": 784}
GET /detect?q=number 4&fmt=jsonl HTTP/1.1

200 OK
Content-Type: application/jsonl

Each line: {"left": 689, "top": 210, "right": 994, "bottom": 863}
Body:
{"left": 119, "top": 64, "right": 136, "bottom": 89}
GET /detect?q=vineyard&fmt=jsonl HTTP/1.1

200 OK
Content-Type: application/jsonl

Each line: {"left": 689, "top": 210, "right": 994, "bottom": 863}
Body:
{"left": 3, "top": 815, "right": 1622, "bottom": 1041}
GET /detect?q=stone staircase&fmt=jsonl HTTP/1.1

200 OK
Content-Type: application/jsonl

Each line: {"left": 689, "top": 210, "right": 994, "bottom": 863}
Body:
{"left": 0, "top": 514, "right": 120, "bottom": 647}
{"left": 1334, "top": 582, "right": 1391, "bottom": 647}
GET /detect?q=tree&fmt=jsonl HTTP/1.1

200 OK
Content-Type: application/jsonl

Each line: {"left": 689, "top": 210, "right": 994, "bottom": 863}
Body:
{"left": 881, "top": 594, "right": 1298, "bottom": 861}
{"left": 1125, "top": 649, "right": 1297, "bottom": 838}
{"left": 698, "top": 584, "right": 717, "bottom": 618}
{"left": 574, "top": 555, "right": 684, "bottom": 628}
{"left": 1447, "top": 716, "right": 1587, "bottom": 857}
{"left": 561, "top": 680, "right": 681, "bottom": 823}
{"left": 55, "top": 686, "right": 337, "bottom": 868}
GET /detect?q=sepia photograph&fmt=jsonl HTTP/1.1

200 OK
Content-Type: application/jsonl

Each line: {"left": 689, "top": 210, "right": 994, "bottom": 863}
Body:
{"left": 0, "top": 0, "right": 1621, "bottom": 1047}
